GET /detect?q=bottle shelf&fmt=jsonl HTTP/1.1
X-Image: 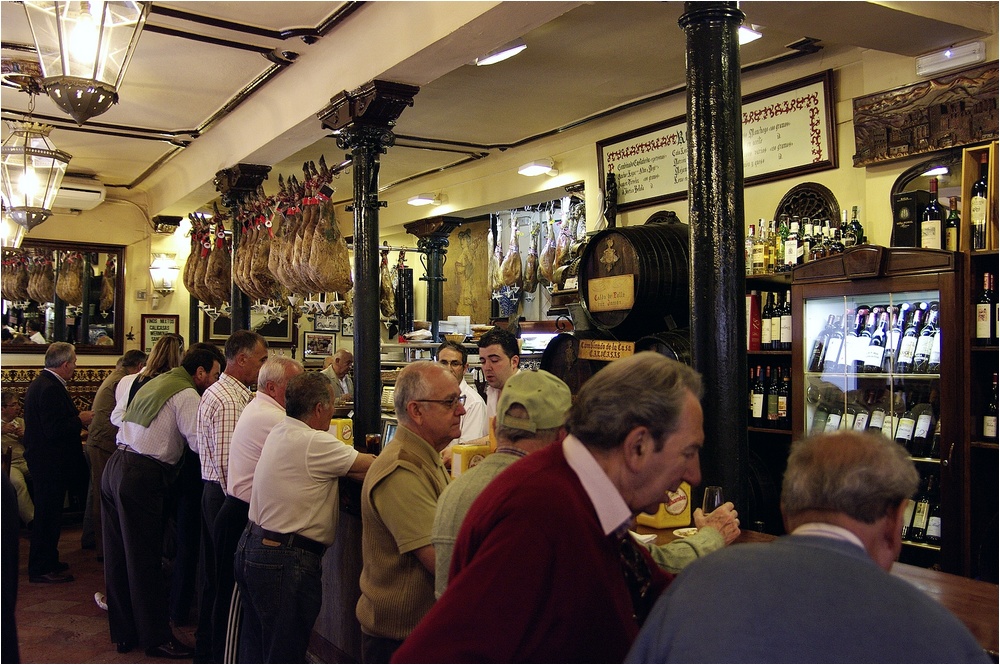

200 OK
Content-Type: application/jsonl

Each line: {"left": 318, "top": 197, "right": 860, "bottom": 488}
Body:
{"left": 971, "top": 440, "right": 999, "bottom": 450}
{"left": 746, "top": 272, "right": 793, "bottom": 285}
{"left": 748, "top": 349, "right": 792, "bottom": 356}
{"left": 901, "top": 540, "right": 942, "bottom": 551}
{"left": 909, "top": 456, "right": 942, "bottom": 464}
{"left": 748, "top": 426, "right": 793, "bottom": 435}
{"left": 970, "top": 345, "right": 999, "bottom": 353}
{"left": 804, "top": 371, "right": 941, "bottom": 380}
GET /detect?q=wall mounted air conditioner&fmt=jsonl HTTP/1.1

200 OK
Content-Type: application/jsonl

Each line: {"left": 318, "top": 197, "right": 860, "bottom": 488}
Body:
{"left": 53, "top": 176, "right": 106, "bottom": 211}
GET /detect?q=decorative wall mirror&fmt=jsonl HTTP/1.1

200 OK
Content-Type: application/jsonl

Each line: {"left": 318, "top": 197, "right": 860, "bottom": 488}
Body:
{"left": 1, "top": 238, "right": 125, "bottom": 355}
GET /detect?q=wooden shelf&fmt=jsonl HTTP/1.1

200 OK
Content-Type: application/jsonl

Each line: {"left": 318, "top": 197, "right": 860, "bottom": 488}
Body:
{"left": 971, "top": 440, "right": 999, "bottom": 450}
{"left": 902, "top": 540, "right": 942, "bottom": 551}
{"left": 747, "top": 426, "right": 793, "bottom": 436}
{"left": 746, "top": 272, "right": 793, "bottom": 285}
{"left": 748, "top": 349, "right": 792, "bottom": 355}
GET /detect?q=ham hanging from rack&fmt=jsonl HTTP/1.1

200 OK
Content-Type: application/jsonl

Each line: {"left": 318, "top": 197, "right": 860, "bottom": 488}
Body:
{"left": 306, "top": 157, "right": 352, "bottom": 294}
{"left": 554, "top": 218, "right": 575, "bottom": 268}
{"left": 379, "top": 247, "right": 395, "bottom": 319}
{"left": 488, "top": 228, "right": 503, "bottom": 292}
{"left": 184, "top": 213, "right": 214, "bottom": 305}
{"left": 539, "top": 219, "right": 557, "bottom": 285}
{"left": 523, "top": 223, "right": 539, "bottom": 294}
{"left": 500, "top": 216, "right": 523, "bottom": 289}
{"left": 55, "top": 251, "right": 84, "bottom": 306}
{"left": 247, "top": 192, "right": 282, "bottom": 302}
{"left": 3, "top": 252, "right": 30, "bottom": 302}
{"left": 292, "top": 162, "right": 323, "bottom": 293}
{"left": 100, "top": 255, "right": 116, "bottom": 311}
{"left": 203, "top": 208, "right": 231, "bottom": 307}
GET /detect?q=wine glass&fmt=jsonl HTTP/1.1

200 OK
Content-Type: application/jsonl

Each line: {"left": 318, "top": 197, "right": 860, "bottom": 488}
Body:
{"left": 702, "top": 486, "right": 724, "bottom": 513}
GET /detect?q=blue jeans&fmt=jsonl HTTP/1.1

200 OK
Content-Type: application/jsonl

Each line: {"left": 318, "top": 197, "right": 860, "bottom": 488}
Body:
{"left": 233, "top": 526, "right": 323, "bottom": 663}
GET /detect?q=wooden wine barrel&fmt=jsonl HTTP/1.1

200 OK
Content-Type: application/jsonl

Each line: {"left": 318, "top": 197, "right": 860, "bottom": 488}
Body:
{"left": 634, "top": 328, "right": 692, "bottom": 366}
{"left": 579, "top": 211, "right": 689, "bottom": 338}
{"left": 540, "top": 330, "right": 631, "bottom": 396}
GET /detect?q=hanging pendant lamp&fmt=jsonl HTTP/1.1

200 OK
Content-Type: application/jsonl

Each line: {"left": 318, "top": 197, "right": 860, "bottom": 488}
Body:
{"left": 1, "top": 114, "right": 72, "bottom": 231}
{"left": 23, "top": 1, "right": 151, "bottom": 124}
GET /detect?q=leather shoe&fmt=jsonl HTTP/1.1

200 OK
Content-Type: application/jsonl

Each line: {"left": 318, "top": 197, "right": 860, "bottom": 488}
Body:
{"left": 145, "top": 638, "right": 194, "bottom": 659}
{"left": 29, "top": 572, "right": 74, "bottom": 584}
{"left": 53, "top": 561, "right": 70, "bottom": 572}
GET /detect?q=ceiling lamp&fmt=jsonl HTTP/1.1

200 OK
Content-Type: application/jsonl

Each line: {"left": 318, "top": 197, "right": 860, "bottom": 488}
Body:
{"left": 518, "top": 158, "right": 558, "bottom": 177}
{"left": 407, "top": 192, "right": 442, "bottom": 206}
{"left": 738, "top": 25, "right": 762, "bottom": 45}
{"left": 1, "top": 117, "right": 72, "bottom": 231}
{"left": 475, "top": 39, "right": 527, "bottom": 66}
{"left": 1, "top": 207, "right": 27, "bottom": 248}
{"left": 23, "top": 1, "right": 151, "bottom": 124}
{"left": 916, "top": 41, "right": 986, "bottom": 78}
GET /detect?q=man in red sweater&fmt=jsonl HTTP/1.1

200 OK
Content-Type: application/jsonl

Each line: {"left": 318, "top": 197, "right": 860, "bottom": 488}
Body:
{"left": 394, "top": 351, "right": 714, "bottom": 663}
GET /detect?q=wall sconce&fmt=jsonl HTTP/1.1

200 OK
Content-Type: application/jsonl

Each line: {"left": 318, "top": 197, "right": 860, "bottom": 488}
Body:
{"left": 916, "top": 41, "right": 985, "bottom": 78}
{"left": 475, "top": 39, "right": 527, "bottom": 66}
{"left": 149, "top": 253, "right": 179, "bottom": 294}
{"left": 738, "top": 25, "right": 762, "bottom": 45}
{"left": 518, "top": 158, "right": 558, "bottom": 177}
{"left": 407, "top": 192, "right": 443, "bottom": 206}
{"left": 23, "top": 1, "right": 151, "bottom": 124}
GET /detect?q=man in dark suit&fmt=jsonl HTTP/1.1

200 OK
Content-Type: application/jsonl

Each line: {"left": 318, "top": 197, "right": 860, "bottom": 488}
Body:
{"left": 22, "top": 342, "right": 93, "bottom": 583}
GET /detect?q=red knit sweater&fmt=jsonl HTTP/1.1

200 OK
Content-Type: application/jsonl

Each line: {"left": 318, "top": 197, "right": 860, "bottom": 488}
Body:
{"left": 394, "top": 442, "right": 672, "bottom": 663}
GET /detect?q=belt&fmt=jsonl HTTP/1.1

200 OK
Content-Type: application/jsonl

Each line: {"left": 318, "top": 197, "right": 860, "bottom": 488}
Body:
{"left": 248, "top": 522, "right": 325, "bottom": 557}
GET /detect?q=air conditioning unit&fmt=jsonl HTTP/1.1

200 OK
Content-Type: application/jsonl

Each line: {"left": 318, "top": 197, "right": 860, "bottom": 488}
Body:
{"left": 53, "top": 176, "right": 106, "bottom": 211}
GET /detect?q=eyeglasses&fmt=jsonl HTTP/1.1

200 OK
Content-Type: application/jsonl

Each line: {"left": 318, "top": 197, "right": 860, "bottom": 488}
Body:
{"left": 414, "top": 394, "right": 467, "bottom": 410}
{"left": 438, "top": 360, "right": 465, "bottom": 368}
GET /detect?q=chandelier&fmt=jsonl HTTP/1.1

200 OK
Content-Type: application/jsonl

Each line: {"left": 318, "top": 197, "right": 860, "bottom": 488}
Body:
{"left": 1, "top": 205, "right": 26, "bottom": 248}
{"left": 23, "top": 1, "right": 151, "bottom": 124}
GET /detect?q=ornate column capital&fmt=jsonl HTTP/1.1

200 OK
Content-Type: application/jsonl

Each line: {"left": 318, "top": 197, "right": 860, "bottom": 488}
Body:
{"left": 214, "top": 163, "right": 271, "bottom": 209}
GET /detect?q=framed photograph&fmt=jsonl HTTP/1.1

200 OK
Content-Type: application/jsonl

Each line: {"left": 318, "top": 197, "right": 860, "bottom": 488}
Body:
{"left": 141, "top": 314, "right": 179, "bottom": 354}
{"left": 314, "top": 314, "right": 341, "bottom": 333}
{"left": 341, "top": 316, "right": 354, "bottom": 337}
{"left": 598, "top": 70, "right": 836, "bottom": 212}
{"left": 204, "top": 307, "right": 296, "bottom": 347}
{"left": 303, "top": 331, "right": 336, "bottom": 360}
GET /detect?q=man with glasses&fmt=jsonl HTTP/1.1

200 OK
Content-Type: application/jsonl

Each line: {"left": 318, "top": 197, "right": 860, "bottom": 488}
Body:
{"left": 356, "top": 362, "right": 463, "bottom": 663}
{"left": 436, "top": 340, "right": 487, "bottom": 467}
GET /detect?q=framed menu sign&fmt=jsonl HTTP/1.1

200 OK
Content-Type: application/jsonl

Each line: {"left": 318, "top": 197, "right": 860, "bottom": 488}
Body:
{"left": 141, "top": 314, "right": 179, "bottom": 354}
{"left": 598, "top": 70, "right": 837, "bottom": 212}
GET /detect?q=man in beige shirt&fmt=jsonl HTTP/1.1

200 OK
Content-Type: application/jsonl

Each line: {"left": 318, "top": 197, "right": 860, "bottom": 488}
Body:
{"left": 356, "top": 362, "right": 464, "bottom": 663}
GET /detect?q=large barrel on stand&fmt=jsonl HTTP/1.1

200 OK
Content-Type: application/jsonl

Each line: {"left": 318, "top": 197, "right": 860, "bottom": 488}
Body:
{"left": 540, "top": 330, "right": 625, "bottom": 396}
{"left": 579, "top": 211, "right": 689, "bottom": 338}
{"left": 634, "top": 328, "right": 692, "bottom": 366}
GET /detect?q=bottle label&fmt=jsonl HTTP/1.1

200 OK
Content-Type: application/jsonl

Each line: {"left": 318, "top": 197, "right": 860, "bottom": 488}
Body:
{"left": 846, "top": 336, "right": 866, "bottom": 368}
{"left": 921, "top": 219, "right": 942, "bottom": 249}
{"left": 853, "top": 412, "right": 869, "bottom": 430}
{"left": 780, "top": 315, "right": 792, "bottom": 344}
{"left": 777, "top": 396, "right": 788, "bottom": 419}
{"left": 881, "top": 414, "right": 895, "bottom": 438}
{"left": 912, "top": 502, "right": 930, "bottom": 531}
{"left": 842, "top": 412, "right": 855, "bottom": 430}
{"left": 784, "top": 240, "right": 797, "bottom": 266}
{"left": 895, "top": 417, "right": 915, "bottom": 442}
{"left": 751, "top": 394, "right": 764, "bottom": 419}
{"left": 770, "top": 317, "right": 781, "bottom": 342}
{"left": 752, "top": 247, "right": 765, "bottom": 272}
{"left": 901, "top": 499, "right": 915, "bottom": 536}
{"left": 869, "top": 410, "right": 885, "bottom": 430}
{"left": 761, "top": 320, "right": 772, "bottom": 345}
{"left": 976, "top": 304, "right": 991, "bottom": 339}
{"left": 928, "top": 334, "right": 941, "bottom": 368}
{"left": 985, "top": 415, "right": 998, "bottom": 439}
{"left": 824, "top": 413, "right": 842, "bottom": 432}
{"left": 945, "top": 227, "right": 958, "bottom": 252}
{"left": 914, "top": 335, "right": 934, "bottom": 363}
{"left": 971, "top": 196, "right": 987, "bottom": 225}
{"left": 926, "top": 516, "right": 942, "bottom": 539}
{"left": 865, "top": 345, "right": 885, "bottom": 369}
{"left": 914, "top": 414, "right": 933, "bottom": 440}
{"left": 823, "top": 337, "right": 843, "bottom": 369}
{"left": 767, "top": 394, "right": 779, "bottom": 421}
{"left": 897, "top": 336, "right": 918, "bottom": 364}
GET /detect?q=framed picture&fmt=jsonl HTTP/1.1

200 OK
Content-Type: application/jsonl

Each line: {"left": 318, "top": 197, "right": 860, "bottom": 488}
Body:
{"left": 303, "top": 331, "right": 336, "bottom": 360}
{"left": 204, "top": 308, "right": 296, "bottom": 347}
{"left": 314, "top": 314, "right": 341, "bottom": 333}
{"left": 141, "top": 314, "right": 179, "bottom": 354}
{"left": 598, "top": 70, "right": 836, "bottom": 212}
{"left": 341, "top": 316, "right": 354, "bottom": 337}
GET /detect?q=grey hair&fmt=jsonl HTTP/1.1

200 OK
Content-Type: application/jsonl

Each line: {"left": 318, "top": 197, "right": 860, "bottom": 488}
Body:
{"left": 257, "top": 356, "right": 303, "bottom": 387}
{"left": 225, "top": 330, "right": 266, "bottom": 362}
{"left": 394, "top": 362, "right": 452, "bottom": 427}
{"left": 44, "top": 342, "right": 76, "bottom": 369}
{"left": 1, "top": 390, "right": 18, "bottom": 408}
{"left": 781, "top": 431, "right": 920, "bottom": 524}
{"left": 566, "top": 351, "right": 702, "bottom": 451}
{"left": 284, "top": 372, "right": 334, "bottom": 421}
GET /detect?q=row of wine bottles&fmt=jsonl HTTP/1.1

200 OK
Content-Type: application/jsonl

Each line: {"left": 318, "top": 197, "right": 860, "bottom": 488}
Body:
{"left": 975, "top": 272, "right": 998, "bottom": 346}
{"left": 745, "top": 208, "right": 866, "bottom": 276}
{"left": 748, "top": 364, "right": 791, "bottom": 430}
{"left": 919, "top": 152, "right": 992, "bottom": 252}
{"left": 903, "top": 472, "right": 941, "bottom": 546}
{"left": 747, "top": 290, "right": 791, "bottom": 351}
{"left": 807, "top": 384, "right": 940, "bottom": 459}
{"left": 807, "top": 301, "right": 942, "bottom": 375}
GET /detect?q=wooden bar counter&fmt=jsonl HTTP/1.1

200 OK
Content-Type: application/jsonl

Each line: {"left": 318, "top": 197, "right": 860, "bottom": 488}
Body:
{"left": 636, "top": 526, "right": 999, "bottom": 658}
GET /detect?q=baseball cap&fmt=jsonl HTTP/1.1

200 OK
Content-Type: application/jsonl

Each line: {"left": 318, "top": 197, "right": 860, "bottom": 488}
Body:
{"left": 496, "top": 369, "right": 572, "bottom": 432}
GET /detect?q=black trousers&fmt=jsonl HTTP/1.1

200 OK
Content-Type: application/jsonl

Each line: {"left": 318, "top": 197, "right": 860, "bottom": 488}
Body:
{"left": 101, "top": 448, "right": 176, "bottom": 649}
{"left": 211, "top": 495, "right": 249, "bottom": 662}
{"left": 27, "top": 465, "right": 69, "bottom": 577}
{"left": 195, "top": 480, "right": 226, "bottom": 661}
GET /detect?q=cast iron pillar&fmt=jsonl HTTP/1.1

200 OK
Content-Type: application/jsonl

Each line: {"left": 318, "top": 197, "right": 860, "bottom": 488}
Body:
{"left": 679, "top": 2, "right": 748, "bottom": 518}
{"left": 405, "top": 216, "right": 464, "bottom": 342}
{"left": 321, "top": 80, "right": 419, "bottom": 448}
{"left": 215, "top": 163, "right": 271, "bottom": 333}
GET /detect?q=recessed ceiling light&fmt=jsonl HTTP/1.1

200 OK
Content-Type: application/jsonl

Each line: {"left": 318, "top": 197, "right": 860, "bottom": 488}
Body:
{"left": 475, "top": 39, "right": 527, "bottom": 66}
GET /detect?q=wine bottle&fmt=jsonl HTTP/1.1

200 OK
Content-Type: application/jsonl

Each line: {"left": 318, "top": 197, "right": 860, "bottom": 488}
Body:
{"left": 764, "top": 220, "right": 776, "bottom": 274}
{"left": 910, "top": 392, "right": 936, "bottom": 458}
{"left": 927, "top": 308, "right": 943, "bottom": 374}
{"left": 769, "top": 291, "right": 782, "bottom": 351}
{"left": 975, "top": 273, "right": 997, "bottom": 346}
{"left": 808, "top": 314, "right": 836, "bottom": 373}
{"left": 894, "top": 303, "right": 926, "bottom": 374}
{"left": 912, "top": 302, "right": 939, "bottom": 374}
{"left": 779, "top": 290, "right": 793, "bottom": 352}
{"left": 784, "top": 219, "right": 801, "bottom": 268}
{"left": 823, "top": 387, "right": 844, "bottom": 433}
{"left": 882, "top": 390, "right": 905, "bottom": 440}
{"left": 745, "top": 223, "right": 756, "bottom": 276}
{"left": 846, "top": 306, "right": 872, "bottom": 374}
{"left": 848, "top": 205, "right": 865, "bottom": 245}
{"left": 751, "top": 223, "right": 766, "bottom": 275}
{"left": 851, "top": 389, "right": 873, "bottom": 431}
{"left": 821, "top": 315, "right": 845, "bottom": 374}
{"left": 882, "top": 305, "right": 903, "bottom": 373}
{"left": 760, "top": 292, "right": 773, "bottom": 350}
{"left": 868, "top": 389, "right": 889, "bottom": 434}
{"left": 924, "top": 484, "right": 942, "bottom": 546}
{"left": 766, "top": 366, "right": 779, "bottom": 427}
{"left": 970, "top": 152, "right": 989, "bottom": 251}
{"left": 984, "top": 372, "right": 998, "bottom": 442}
{"left": 863, "top": 311, "right": 890, "bottom": 373}
{"left": 894, "top": 391, "right": 917, "bottom": 453}
{"left": 901, "top": 493, "right": 917, "bottom": 541}
{"left": 945, "top": 196, "right": 960, "bottom": 252}
{"left": 841, "top": 209, "right": 856, "bottom": 247}
{"left": 800, "top": 219, "right": 813, "bottom": 263}
{"left": 810, "top": 387, "right": 831, "bottom": 435}
{"left": 908, "top": 475, "right": 934, "bottom": 543}
{"left": 751, "top": 365, "right": 766, "bottom": 427}
{"left": 830, "top": 225, "right": 846, "bottom": 254}
{"left": 921, "top": 177, "right": 944, "bottom": 250}
{"left": 773, "top": 215, "right": 789, "bottom": 273}
{"left": 776, "top": 369, "right": 791, "bottom": 430}
{"left": 927, "top": 419, "right": 942, "bottom": 459}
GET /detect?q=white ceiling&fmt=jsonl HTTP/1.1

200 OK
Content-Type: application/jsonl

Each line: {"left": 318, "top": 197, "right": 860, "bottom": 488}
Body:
{"left": 1, "top": 1, "right": 995, "bottom": 220}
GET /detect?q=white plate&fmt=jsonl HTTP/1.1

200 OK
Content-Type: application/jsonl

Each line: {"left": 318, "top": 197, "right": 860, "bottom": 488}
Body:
{"left": 672, "top": 527, "right": 698, "bottom": 538}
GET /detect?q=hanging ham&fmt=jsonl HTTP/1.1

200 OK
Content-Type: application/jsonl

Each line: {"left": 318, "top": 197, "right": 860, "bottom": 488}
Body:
{"left": 539, "top": 218, "right": 557, "bottom": 286}
{"left": 523, "top": 223, "right": 539, "bottom": 294}
{"left": 500, "top": 215, "right": 523, "bottom": 289}
{"left": 100, "top": 255, "right": 116, "bottom": 312}
{"left": 379, "top": 247, "right": 395, "bottom": 320}
{"left": 488, "top": 227, "right": 502, "bottom": 293}
{"left": 55, "top": 251, "right": 84, "bottom": 306}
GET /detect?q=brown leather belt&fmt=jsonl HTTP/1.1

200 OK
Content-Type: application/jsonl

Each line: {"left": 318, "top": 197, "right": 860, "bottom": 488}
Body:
{"left": 248, "top": 521, "right": 325, "bottom": 557}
